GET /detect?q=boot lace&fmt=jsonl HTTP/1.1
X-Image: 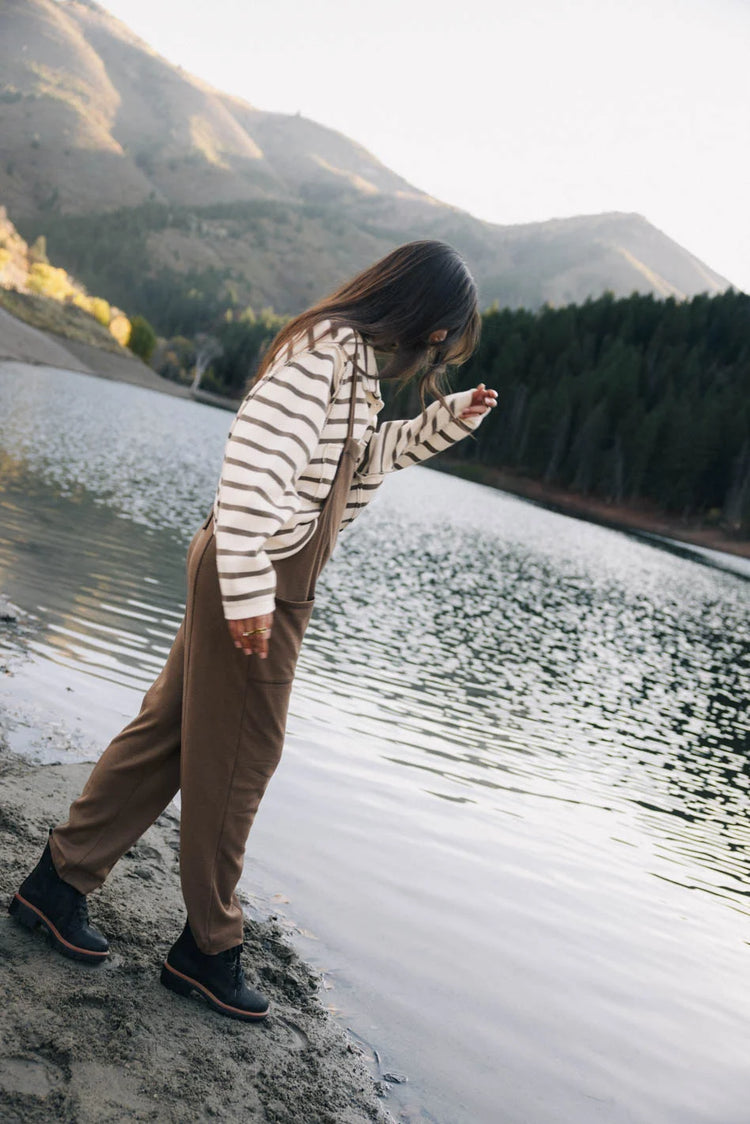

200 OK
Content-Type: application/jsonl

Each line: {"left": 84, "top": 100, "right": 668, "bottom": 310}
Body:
{"left": 221, "top": 946, "right": 245, "bottom": 992}
{"left": 66, "top": 890, "right": 90, "bottom": 928}
{"left": 73, "top": 894, "right": 89, "bottom": 924}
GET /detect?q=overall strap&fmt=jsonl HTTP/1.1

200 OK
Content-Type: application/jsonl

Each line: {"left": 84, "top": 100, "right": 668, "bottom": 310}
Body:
{"left": 273, "top": 332, "right": 365, "bottom": 597}
{"left": 344, "top": 333, "right": 360, "bottom": 443}
{"left": 317, "top": 334, "right": 359, "bottom": 511}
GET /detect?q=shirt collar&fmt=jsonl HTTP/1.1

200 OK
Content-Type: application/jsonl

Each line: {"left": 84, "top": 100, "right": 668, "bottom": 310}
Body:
{"left": 281, "top": 318, "right": 382, "bottom": 406}
{"left": 309, "top": 318, "right": 380, "bottom": 390}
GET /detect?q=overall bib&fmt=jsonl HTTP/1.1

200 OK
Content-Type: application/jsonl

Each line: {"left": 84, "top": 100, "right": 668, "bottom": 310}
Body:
{"left": 50, "top": 359, "right": 362, "bottom": 954}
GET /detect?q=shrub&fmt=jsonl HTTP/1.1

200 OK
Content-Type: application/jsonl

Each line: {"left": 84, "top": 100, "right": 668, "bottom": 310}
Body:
{"left": 88, "top": 296, "right": 111, "bottom": 326}
{"left": 71, "top": 293, "right": 110, "bottom": 326}
{"left": 27, "top": 262, "right": 74, "bottom": 301}
{"left": 127, "top": 314, "right": 157, "bottom": 361}
{"left": 108, "top": 313, "right": 131, "bottom": 347}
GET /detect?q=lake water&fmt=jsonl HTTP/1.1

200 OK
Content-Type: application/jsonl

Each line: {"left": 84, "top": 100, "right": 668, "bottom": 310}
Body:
{"left": 1, "top": 361, "right": 749, "bottom": 1124}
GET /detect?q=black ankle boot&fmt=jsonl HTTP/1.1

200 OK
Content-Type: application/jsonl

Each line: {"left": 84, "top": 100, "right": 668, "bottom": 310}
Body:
{"left": 160, "top": 920, "right": 269, "bottom": 1021}
{"left": 7, "top": 828, "right": 110, "bottom": 963}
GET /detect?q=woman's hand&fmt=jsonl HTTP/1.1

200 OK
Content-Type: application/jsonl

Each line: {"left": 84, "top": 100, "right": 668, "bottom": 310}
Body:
{"left": 227, "top": 612, "right": 274, "bottom": 658}
{"left": 460, "top": 383, "right": 498, "bottom": 419}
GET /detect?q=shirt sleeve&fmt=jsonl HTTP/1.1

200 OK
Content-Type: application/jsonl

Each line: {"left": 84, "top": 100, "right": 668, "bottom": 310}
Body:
{"left": 355, "top": 387, "right": 487, "bottom": 482}
{"left": 214, "top": 343, "right": 340, "bottom": 620}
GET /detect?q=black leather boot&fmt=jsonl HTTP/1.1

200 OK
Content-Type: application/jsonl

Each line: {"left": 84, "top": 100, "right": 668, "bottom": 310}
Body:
{"left": 7, "top": 828, "right": 110, "bottom": 963}
{"left": 160, "top": 919, "right": 270, "bottom": 1021}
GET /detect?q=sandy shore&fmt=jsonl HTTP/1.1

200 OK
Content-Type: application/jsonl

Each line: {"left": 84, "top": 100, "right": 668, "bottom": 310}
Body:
{"left": 0, "top": 306, "right": 190, "bottom": 398}
{"left": 0, "top": 606, "right": 395, "bottom": 1124}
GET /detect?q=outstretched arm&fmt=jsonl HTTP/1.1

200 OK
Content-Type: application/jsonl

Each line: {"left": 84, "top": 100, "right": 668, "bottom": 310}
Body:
{"left": 356, "top": 383, "right": 498, "bottom": 481}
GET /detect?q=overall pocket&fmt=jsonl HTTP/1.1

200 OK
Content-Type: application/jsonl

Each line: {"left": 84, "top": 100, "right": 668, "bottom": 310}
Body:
{"left": 243, "top": 596, "right": 315, "bottom": 685}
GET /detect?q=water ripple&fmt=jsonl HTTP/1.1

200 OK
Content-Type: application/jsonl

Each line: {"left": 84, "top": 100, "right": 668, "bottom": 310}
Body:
{"left": 2, "top": 362, "right": 750, "bottom": 1124}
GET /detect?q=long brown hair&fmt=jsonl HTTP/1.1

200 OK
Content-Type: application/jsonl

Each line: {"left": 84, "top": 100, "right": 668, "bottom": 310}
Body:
{"left": 251, "top": 240, "right": 481, "bottom": 413}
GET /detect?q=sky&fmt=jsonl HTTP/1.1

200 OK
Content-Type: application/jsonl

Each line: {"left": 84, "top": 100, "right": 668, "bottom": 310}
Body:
{"left": 100, "top": 0, "right": 750, "bottom": 292}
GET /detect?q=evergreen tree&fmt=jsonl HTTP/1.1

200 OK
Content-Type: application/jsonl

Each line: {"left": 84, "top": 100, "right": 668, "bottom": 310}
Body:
{"left": 442, "top": 289, "right": 750, "bottom": 533}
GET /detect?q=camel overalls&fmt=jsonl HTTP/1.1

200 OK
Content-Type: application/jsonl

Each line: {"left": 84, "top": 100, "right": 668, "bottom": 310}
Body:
{"left": 49, "top": 356, "right": 362, "bottom": 954}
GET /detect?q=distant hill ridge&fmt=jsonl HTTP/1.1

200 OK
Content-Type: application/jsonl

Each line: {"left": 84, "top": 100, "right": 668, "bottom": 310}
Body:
{"left": 0, "top": 0, "right": 735, "bottom": 316}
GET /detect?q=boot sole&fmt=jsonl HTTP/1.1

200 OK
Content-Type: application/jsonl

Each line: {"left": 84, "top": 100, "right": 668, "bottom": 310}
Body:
{"left": 8, "top": 893, "right": 109, "bottom": 964}
{"left": 160, "top": 961, "right": 269, "bottom": 1021}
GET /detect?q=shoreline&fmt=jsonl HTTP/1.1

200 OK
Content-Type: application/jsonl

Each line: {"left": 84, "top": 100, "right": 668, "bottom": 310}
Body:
{"left": 0, "top": 608, "right": 396, "bottom": 1123}
{"left": 0, "top": 307, "right": 191, "bottom": 398}
{"left": 433, "top": 461, "right": 750, "bottom": 561}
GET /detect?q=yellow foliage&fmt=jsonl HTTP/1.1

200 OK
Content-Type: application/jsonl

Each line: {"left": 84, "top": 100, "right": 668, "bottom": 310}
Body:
{"left": 0, "top": 212, "right": 134, "bottom": 352}
{"left": 109, "top": 313, "right": 131, "bottom": 347}
{"left": 27, "top": 262, "right": 75, "bottom": 301}
{"left": 89, "top": 297, "right": 111, "bottom": 326}
{"left": 71, "top": 292, "right": 111, "bottom": 326}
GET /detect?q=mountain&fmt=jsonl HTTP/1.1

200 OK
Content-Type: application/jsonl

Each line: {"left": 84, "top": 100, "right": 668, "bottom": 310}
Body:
{"left": 0, "top": 0, "right": 735, "bottom": 320}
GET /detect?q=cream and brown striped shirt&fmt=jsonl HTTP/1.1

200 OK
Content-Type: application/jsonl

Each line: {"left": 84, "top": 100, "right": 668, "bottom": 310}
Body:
{"left": 212, "top": 318, "right": 487, "bottom": 620}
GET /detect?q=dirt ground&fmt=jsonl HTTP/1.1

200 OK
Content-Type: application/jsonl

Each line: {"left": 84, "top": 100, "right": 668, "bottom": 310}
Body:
{"left": 0, "top": 737, "right": 395, "bottom": 1124}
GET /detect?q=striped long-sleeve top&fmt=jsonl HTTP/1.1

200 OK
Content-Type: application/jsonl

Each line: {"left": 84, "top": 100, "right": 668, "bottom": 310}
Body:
{"left": 212, "top": 318, "right": 488, "bottom": 620}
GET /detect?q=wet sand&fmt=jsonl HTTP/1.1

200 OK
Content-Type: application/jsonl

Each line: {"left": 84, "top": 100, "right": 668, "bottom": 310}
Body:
{"left": 0, "top": 606, "right": 394, "bottom": 1124}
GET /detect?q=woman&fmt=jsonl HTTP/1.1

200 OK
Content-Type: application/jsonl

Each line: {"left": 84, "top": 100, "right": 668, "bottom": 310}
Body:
{"left": 8, "top": 239, "right": 497, "bottom": 1022}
